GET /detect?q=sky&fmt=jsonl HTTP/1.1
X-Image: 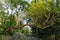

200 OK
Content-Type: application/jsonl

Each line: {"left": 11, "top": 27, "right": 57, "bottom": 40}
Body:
{"left": 25, "top": 0, "right": 32, "bottom": 3}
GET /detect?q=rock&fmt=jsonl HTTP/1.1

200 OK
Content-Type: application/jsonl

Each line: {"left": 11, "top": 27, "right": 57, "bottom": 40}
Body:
{"left": 11, "top": 32, "right": 27, "bottom": 40}
{"left": 27, "top": 36, "right": 39, "bottom": 40}
{"left": 2, "top": 32, "right": 40, "bottom": 40}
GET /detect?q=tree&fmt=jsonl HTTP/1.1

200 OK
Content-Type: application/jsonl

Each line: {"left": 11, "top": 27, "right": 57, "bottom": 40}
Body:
{"left": 28, "top": 0, "right": 60, "bottom": 39}
{"left": 28, "top": 0, "right": 59, "bottom": 29}
{"left": 0, "top": 1, "right": 60, "bottom": 40}
{"left": 0, "top": 0, "right": 30, "bottom": 35}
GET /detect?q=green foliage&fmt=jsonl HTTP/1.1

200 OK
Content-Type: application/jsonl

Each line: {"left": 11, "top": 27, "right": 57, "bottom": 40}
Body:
{"left": 7, "top": 0, "right": 28, "bottom": 6}
{"left": 0, "top": 35, "right": 2, "bottom": 40}
{"left": 0, "top": 11, "right": 16, "bottom": 35}
{"left": 0, "top": 0, "right": 60, "bottom": 40}
{"left": 0, "top": 0, "right": 30, "bottom": 35}
{"left": 22, "top": 26, "right": 32, "bottom": 36}
{"left": 6, "top": 0, "right": 29, "bottom": 11}
{"left": 28, "top": 0, "right": 60, "bottom": 29}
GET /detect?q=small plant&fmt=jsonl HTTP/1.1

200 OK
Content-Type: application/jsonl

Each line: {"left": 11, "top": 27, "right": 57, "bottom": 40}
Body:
{"left": 22, "top": 26, "right": 32, "bottom": 36}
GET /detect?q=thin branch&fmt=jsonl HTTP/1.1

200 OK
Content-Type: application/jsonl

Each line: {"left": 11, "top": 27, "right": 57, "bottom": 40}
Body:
{"left": 42, "top": 11, "right": 57, "bottom": 29}
{"left": 4, "top": 23, "right": 36, "bottom": 35}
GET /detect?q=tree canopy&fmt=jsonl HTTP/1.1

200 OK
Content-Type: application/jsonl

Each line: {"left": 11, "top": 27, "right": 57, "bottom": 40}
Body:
{"left": 28, "top": 0, "right": 59, "bottom": 29}
{"left": 0, "top": 0, "right": 60, "bottom": 40}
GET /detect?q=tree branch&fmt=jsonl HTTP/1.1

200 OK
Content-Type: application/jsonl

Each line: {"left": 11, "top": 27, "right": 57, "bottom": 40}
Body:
{"left": 4, "top": 23, "right": 36, "bottom": 35}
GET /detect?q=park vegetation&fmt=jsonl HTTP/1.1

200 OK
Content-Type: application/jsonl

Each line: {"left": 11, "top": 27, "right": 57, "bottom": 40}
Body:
{"left": 0, "top": 0, "right": 60, "bottom": 40}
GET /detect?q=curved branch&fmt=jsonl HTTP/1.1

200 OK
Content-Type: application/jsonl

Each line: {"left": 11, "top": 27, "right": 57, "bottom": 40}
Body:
{"left": 41, "top": 11, "right": 58, "bottom": 29}
{"left": 4, "top": 23, "right": 36, "bottom": 35}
